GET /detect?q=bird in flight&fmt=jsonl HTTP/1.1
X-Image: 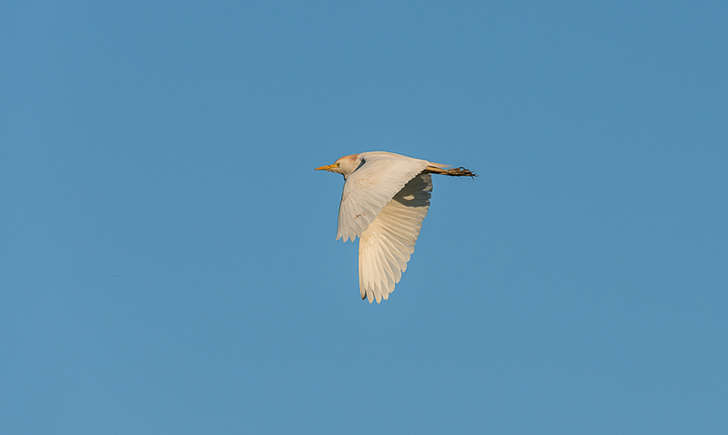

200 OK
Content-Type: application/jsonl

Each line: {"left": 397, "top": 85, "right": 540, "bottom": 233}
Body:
{"left": 316, "top": 151, "right": 475, "bottom": 303}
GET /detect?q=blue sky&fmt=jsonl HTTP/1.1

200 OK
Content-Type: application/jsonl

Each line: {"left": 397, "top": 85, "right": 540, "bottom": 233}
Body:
{"left": 2, "top": 1, "right": 727, "bottom": 433}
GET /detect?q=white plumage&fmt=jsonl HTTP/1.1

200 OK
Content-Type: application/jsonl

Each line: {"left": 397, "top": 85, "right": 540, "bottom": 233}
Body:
{"left": 316, "top": 151, "right": 474, "bottom": 303}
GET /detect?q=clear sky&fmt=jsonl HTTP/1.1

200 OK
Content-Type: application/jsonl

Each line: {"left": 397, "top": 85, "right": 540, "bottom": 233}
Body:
{"left": 2, "top": 1, "right": 727, "bottom": 434}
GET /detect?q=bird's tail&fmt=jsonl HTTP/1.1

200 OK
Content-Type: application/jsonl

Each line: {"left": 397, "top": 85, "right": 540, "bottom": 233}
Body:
{"left": 425, "top": 164, "right": 477, "bottom": 177}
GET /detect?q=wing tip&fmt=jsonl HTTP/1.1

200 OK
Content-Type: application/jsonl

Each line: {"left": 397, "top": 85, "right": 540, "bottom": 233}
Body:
{"left": 337, "top": 232, "right": 358, "bottom": 243}
{"left": 360, "top": 288, "right": 393, "bottom": 304}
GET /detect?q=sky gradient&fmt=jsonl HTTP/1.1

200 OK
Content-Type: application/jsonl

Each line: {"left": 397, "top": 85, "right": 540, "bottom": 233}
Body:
{"left": 2, "top": 1, "right": 727, "bottom": 434}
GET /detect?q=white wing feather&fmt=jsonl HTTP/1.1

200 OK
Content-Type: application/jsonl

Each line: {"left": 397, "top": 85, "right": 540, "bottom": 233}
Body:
{"left": 337, "top": 152, "right": 429, "bottom": 242}
{"left": 358, "top": 173, "right": 432, "bottom": 303}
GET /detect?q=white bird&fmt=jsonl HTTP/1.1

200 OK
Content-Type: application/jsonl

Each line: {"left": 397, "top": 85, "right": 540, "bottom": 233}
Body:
{"left": 316, "top": 151, "right": 475, "bottom": 303}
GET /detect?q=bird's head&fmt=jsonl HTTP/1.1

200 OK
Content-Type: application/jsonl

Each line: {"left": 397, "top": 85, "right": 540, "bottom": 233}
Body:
{"left": 315, "top": 154, "right": 362, "bottom": 177}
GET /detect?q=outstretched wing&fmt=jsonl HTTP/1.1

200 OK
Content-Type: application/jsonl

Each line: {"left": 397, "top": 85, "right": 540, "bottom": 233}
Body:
{"left": 358, "top": 173, "right": 432, "bottom": 303}
{"left": 337, "top": 152, "right": 429, "bottom": 242}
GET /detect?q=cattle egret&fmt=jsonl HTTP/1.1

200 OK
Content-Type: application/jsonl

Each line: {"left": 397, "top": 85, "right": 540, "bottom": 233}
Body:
{"left": 316, "top": 151, "right": 476, "bottom": 303}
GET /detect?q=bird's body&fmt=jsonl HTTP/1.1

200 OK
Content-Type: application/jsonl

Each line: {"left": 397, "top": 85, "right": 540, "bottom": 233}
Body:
{"left": 316, "top": 151, "right": 475, "bottom": 303}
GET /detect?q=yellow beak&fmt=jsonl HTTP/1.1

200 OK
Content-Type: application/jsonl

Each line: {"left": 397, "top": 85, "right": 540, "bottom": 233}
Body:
{"left": 315, "top": 163, "right": 337, "bottom": 172}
